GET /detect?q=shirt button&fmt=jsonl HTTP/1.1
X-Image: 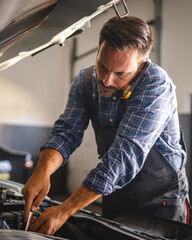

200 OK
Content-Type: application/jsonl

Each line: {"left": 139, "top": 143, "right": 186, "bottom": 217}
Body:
{"left": 109, "top": 118, "right": 113, "bottom": 122}
{"left": 113, "top": 96, "right": 117, "bottom": 100}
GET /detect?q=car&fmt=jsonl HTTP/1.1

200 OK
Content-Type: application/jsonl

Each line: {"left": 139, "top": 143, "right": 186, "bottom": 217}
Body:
{"left": 0, "top": 178, "right": 192, "bottom": 240}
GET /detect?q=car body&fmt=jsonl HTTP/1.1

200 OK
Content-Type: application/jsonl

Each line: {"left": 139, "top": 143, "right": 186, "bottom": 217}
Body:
{"left": 0, "top": 178, "right": 192, "bottom": 240}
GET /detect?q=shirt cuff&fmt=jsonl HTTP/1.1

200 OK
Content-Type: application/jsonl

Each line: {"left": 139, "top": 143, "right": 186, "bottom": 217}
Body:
{"left": 83, "top": 166, "right": 115, "bottom": 196}
{"left": 40, "top": 137, "right": 70, "bottom": 165}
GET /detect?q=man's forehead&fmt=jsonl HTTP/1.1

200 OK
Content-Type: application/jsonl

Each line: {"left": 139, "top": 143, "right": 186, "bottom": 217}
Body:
{"left": 98, "top": 42, "right": 141, "bottom": 71}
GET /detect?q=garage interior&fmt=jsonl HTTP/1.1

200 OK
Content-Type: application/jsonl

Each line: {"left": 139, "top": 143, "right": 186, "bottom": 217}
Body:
{"left": 0, "top": 0, "right": 191, "bottom": 225}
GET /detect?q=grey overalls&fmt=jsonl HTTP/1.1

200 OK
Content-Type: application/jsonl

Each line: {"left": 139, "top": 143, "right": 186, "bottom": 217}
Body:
{"left": 83, "top": 66, "right": 190, "bottom": 223}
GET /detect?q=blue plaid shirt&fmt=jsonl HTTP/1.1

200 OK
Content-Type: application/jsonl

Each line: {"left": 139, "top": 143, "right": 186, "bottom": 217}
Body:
{"left": 42, "top": 60, "right": 186, "bottom": 195}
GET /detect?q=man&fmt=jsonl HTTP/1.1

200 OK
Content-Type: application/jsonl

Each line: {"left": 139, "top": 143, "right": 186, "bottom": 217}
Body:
{"left": 22, "top": 16, "right": 190, "bottom": 235}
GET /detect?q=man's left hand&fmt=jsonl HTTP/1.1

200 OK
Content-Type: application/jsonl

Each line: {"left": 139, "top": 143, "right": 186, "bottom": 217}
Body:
{"left": 29, "top": 183, "right": 101, "bottom": 236}
{"left": 29, "top": 204, "right": 68, "bottom": 235}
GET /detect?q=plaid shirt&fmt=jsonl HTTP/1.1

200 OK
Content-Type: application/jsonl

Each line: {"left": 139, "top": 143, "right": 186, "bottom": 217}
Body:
{"left": 42, "top": 60, "right": 186, "bottom": 195}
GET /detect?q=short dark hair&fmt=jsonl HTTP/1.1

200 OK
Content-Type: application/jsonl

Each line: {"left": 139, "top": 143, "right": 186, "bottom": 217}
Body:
{"left": 99, "top": 16, "right": 153, "bottom": 58}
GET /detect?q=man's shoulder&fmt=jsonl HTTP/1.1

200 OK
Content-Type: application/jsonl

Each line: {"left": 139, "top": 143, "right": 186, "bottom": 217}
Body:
{"left": 70, "top": 65, "right": 97, "bottom": 97}
{"left": 79, "top": 65, "right": 96, "bottom": 80}
{"left": 144, "top": 61, "right": 172, "bottom": 86}
{"left": 147, "top": 61, "right": 168, "bottom": 77}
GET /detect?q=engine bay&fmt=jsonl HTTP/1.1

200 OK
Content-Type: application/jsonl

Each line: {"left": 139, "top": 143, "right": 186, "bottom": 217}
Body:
{"left": 0, "top": 179, "right": 192, "bottom": 240}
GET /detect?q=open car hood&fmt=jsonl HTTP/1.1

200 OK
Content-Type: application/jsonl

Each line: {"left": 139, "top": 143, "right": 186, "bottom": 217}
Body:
{"left": 0, "top": 0, "right": 123, "bottom": 71}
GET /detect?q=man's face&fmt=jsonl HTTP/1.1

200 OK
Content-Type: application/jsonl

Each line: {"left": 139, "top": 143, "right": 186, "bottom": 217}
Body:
{"left": 96, "top": 41, "right": 142, "bottom": 98}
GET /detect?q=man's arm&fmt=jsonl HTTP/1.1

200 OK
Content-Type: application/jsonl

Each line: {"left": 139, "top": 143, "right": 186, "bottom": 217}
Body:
{"left": 22, "top": 147, "right": 101, "bottom": 236}
{"left": 22, "top": 148, "right": 63, "bottom": 222}
{"left": 29, "top": 183, "right": 101, "bottom": 235}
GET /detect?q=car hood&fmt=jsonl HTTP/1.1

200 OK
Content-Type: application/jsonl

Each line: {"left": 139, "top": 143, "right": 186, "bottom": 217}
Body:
{"left": 0, "top": 0, "right": 120, "bottom": 71}
{"left": 0, "top": 229, "right": 66, "bottom": 240}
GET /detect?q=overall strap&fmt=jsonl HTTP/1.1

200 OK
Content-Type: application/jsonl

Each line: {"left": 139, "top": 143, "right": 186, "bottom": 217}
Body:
{"left": 83, "top": 66, "right": 95, "bottom": 117}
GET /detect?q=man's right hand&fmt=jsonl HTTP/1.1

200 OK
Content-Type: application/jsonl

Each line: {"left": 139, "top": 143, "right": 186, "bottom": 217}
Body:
{"left": 22, "top": 148, "right": 64, "bottom": 223}
{"left": 22, "top": 169, "right": 51, "bottom": 222}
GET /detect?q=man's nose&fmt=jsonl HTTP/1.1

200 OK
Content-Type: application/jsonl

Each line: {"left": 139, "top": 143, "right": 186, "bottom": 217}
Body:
{"left": 103, "top": 72, "right": 114, "bottom": 87}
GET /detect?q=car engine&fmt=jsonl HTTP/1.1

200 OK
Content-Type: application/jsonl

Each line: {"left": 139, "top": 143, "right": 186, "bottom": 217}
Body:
{"left": 0, "top": 179, "right": 192, "bottom": 240}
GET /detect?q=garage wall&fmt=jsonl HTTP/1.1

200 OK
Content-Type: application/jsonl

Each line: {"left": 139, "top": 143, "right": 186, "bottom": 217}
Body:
{"left": 161, "top": 0, "right": 192, "bottom": 199}
{"left": 161, "top": 0, "right": 192, "bottom": 114}
{"left": 0, "top": 42, "right": 71, "bottom": 126}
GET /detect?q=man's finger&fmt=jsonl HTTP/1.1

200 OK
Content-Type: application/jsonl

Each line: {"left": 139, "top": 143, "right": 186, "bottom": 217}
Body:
{"left": 24, "top": 196, "right": 34, "bottom": 222}
{"left": 29, "top": 214, "right": 47, "bottom": 233}
{"left": 32, "top": 191, "right": 47, "bottom": 212}
{"left": 37, "top": 223, "right": 52, "bottom": 235}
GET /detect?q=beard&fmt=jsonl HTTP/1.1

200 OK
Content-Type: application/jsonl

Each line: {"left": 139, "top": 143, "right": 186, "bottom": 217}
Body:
{"left": 97, "top": 80, "right": 119, "bottom": 98}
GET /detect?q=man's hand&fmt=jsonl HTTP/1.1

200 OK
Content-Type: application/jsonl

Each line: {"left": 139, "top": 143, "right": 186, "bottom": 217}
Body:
{"left": 29, "top": 204, "right": 69, "bottom": 235}
{"left": 22, "top": 170, "right": 51, "bottom": 222}
{"left": 28, "top": 183, "right": 102, "bottom": 235}
{"left": 22, "top": 149, "right": 64, "bottom": 222}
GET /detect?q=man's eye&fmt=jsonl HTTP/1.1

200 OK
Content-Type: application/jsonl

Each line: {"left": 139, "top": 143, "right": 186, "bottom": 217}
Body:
{"left": 100, "top": 64, "right": 107, "bottom": 72}
{"left": 117, "top": 72, "right": 131, "bottom": 78}
{"left": 117, "top": 72, "right": 125, "bottom": 77}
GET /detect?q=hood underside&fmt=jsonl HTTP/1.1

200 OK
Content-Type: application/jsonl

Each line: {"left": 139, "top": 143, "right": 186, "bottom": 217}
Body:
{"left": 0, "top": 0, "right": 121, "bottom": 71}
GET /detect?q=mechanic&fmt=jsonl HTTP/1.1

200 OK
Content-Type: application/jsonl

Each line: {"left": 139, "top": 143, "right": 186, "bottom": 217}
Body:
{"left": 22, "top": 16, "right": 190, "bottom": 235}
